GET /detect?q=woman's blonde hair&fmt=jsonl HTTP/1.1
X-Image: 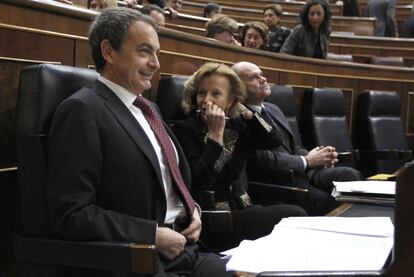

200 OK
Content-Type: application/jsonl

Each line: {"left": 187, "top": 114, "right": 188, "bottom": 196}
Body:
{"left": 182, "top": 63, "right": 246, "bottom": 117}
{"left": 205, "top": 14, "right": 239, "bottom": 38}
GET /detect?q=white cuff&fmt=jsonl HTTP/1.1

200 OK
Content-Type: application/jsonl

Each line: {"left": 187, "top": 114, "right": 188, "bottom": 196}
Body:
{"left": 300, "top": 156, "right": 307, "bottom": 170}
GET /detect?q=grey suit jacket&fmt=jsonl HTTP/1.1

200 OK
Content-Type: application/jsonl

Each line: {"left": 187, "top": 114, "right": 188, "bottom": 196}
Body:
{"left": 366, "top": 0, "right": 398, "bottom": 37}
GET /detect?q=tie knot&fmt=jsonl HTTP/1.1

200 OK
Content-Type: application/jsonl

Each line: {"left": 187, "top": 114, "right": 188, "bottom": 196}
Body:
{"left": 133, "top": 95, "right": 153, "bottom": 117}
{"left": 133, "top": 95, "right": 148, "bottom": 108}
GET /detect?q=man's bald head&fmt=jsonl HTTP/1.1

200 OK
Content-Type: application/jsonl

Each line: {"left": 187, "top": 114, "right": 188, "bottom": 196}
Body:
{"left": 232, "top": 62, "right": 271, "bottom": 106}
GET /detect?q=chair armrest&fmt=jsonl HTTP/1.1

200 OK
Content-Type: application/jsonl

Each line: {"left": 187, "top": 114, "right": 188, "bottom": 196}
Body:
{"left": 248, "top": 181, "right": 309, "bottom": 207}
{"left": 15, "top": 236, "right": 158, "bottom": 274}
{"left": 359, "top": 149, "right": 412, "bottom": 161}
{"left": 202, "top": 210, "right": 233, "bottom": 232}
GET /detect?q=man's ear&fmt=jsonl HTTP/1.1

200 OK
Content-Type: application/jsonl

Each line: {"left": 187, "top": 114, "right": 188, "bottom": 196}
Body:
{"left": 101, "top": 39, "right": 115, "bottom": 65}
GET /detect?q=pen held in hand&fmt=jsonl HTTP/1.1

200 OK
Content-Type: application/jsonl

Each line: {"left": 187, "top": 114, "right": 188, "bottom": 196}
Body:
{"left": 196, "top": 109, "right": 230, "bottom": 120}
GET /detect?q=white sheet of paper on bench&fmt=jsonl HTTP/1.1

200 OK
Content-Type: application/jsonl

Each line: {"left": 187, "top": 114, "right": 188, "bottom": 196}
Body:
{"left": 276, "top": 216, "right": 394, "bottom": 237}
{"left": 333, "top": 181, "right": 395, "bottom": 195}
{"left": 225, "top": 217, "right": 394, "bottom": 274}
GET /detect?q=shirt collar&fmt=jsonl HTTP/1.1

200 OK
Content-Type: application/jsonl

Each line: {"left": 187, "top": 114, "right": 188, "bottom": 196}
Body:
{"left": 247, "top": 104, "right": 264, "bottom": 114}
{"left": 98, "top": 76, "right": 138, "bottom": 108}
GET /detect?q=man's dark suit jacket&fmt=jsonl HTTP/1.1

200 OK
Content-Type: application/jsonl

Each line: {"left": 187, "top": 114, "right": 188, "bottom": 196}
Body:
{"left": 47, "top": 81, "right": 192, "bottom": 275}
{"left": 366, "top": 0, "right": 398, "bottom": 37}
{"left": 249, "top": 102, "right": 310, "bottom": 179}
{"left": 247, "top": 102, "right": 344, "bottom": 215}
{"left": 401, "top": 14, "right": 414, "bottom": 38}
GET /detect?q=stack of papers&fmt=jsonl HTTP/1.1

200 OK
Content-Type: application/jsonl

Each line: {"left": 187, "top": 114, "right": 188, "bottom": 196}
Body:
{"left": 332, "top": 181, "right": 395, "bottom": 205}
{"left": 224, "top": 217, "right": 394, "bottom": 274}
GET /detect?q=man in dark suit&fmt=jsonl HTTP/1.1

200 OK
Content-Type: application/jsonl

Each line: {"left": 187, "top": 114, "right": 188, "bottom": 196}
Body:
{"left": 401, "top": 6, "right": 414, "bottom": 38}
{"left": 47, "top": 8, "right": 231, "bottom": 277}
{"left": 366, "top": 0, "right": 398, "bottom": 37}
{"left": 232, "top": 62, "right": 362, "bottom": 215}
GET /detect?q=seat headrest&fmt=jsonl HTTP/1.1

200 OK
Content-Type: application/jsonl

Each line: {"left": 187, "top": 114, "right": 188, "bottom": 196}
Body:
{"left": 362, "top": 91, "right": 401, "bottom": 117}
{"left": 310, "top": 88, "right": 345, "bottom": 116}
{"left": 17, "top": 64, "right": 99, "bottom": 136}
{"left": 266, "top": 85, "right": 295, "bottom": 115}
{"left": 156, "top": 76, "right": 189, "bottom": 121}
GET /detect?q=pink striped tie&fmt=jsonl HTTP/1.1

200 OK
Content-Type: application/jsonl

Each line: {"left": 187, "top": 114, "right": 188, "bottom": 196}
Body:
{"left": 133, "top": 95, "right": 195, "bottom": 216}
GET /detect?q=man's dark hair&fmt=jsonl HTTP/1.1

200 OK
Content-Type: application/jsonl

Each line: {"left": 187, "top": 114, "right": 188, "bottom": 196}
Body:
{"left": 141, "top": 4, "right": 165, "bottom": 15}
{"left": 89, "top": 7, "right": 157, "bottom": 72}
{"left": 263, "top": 4, "right": 283, "bottom": 17}
{"left": 203, "top": 2, "right": 221, "bottom": 17}
{"left": 299, "top": 0, "right": 331, "bottom": 34}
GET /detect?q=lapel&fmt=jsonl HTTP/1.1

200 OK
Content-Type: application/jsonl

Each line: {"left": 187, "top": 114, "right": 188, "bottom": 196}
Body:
{"left": 264, "top": 103, "right": 296, "bottom": 152}
{"left": 264, "top": 103, "right": 294, "bottom": 137}
{"left": 94, "top": 81, "right": 165, "bottom": 187}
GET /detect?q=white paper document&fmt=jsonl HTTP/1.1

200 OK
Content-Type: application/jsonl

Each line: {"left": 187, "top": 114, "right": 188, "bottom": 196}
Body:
{"left": 225, "top": 217, "right": 394, "bottom": 274}
{"left": 333, "top": 181, "right": 395, "bottom": 195}
{"left": 332, "top": 181, "right": 395, "bottom": 204}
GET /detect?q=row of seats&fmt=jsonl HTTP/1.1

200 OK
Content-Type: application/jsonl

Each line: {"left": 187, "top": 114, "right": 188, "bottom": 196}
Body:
{"left": 156, "top": 76, "right": 412, "bottom": 177}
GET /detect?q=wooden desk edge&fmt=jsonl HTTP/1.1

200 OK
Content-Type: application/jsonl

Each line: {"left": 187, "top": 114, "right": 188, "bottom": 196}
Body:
{"left": 325, "top": 203, "right": 354, "bottom": 217}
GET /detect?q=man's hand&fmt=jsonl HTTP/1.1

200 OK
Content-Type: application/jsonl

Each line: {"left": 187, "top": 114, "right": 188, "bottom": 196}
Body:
{"left": 180, "top": 208, "right": 202, "bottom": 243}
{"left": 306, "top": 146, "right": 338, "bottom": 168}
{"left": 155, "top": 227, "right": 186, "bottom": 260}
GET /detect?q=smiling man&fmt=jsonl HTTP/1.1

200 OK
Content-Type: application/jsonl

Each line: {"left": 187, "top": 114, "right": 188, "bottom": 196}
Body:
{"left": 47, "top": 8, "right": 231, "bottom": 277}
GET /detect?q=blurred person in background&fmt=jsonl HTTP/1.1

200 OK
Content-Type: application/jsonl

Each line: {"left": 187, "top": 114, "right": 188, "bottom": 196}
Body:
{"left": 262, "top": 4, "right": 291, "bottom": 52}
{"left": 401, "top": 3, "right": 414, "bottom": 37}
{"left": 141, "top": 4, "right": 166, "bottom": 26}
{"left": 206, "top": 14, "right": 240, "bottom": 45}
{"left": 203, "top": 2, "right": 222, "bottom": 18}
{"left": 280, "top": 0, "right": 331, "bottom": 59}
{"left": 366, "top": 0, "right": 398, "bottom": 37}
{"left": 88, "top": 0, "right": 117, "bottom": 10}
{"left": 241, "top": 21, "right": 267, "bottom": 49}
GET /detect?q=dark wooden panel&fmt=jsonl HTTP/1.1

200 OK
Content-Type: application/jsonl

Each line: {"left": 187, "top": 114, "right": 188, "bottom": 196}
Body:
{"left": 0, "top": 27, "right": 74, "bottom": 65}
{"left": 0, "top": 1, "right": 92, "bottom": 37}
{"left": 75, "top": 39, "right": 94, "bottom": 68}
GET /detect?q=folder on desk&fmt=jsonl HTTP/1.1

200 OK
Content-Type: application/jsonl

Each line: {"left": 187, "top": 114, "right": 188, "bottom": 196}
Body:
{"left": 332, "top": 181, "right": 395, "bottom": 205}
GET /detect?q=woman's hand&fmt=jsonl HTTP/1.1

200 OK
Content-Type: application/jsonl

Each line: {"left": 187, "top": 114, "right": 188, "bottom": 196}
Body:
{"left": 238, "top": 103, "right": 254, "bottom": 119}
{"left": 204, "top": 101, "right": 226, "bottom": 145}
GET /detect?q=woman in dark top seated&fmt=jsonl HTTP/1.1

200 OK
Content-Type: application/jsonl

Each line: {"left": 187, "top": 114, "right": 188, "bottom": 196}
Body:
{"left": 173, "top": 63, "right": 306, "bottom": 250}
{"left": 280, "top": 0, "right": 331, "bottom": 59}
{"left": 262, "top": 4, "right": 291, "bottom": 52}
